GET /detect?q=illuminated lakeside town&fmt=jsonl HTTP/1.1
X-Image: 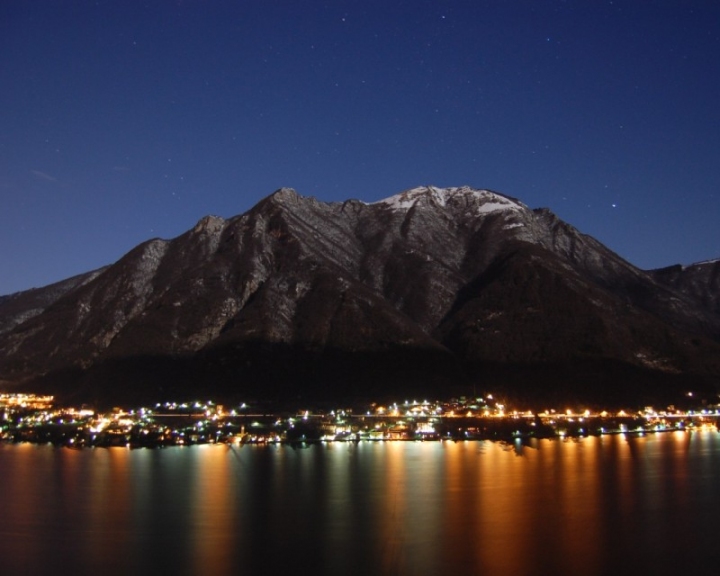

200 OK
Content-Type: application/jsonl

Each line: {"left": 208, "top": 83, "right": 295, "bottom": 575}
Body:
{"left": 1, "top": 392, "right": 719, "bottom": 449}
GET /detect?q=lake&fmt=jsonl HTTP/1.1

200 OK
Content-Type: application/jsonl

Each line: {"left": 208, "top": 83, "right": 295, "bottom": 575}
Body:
{"left": 1, "top": 431, "right": 719, "bottom": 575}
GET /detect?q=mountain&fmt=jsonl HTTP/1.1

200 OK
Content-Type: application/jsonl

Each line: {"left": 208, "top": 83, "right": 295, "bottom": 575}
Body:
{"left": 1, "top": 186, "right": 719, "bottom": 409}
{"left": 650, "top": 259, "right": 720, "bottom": 317}
{"left": 0, "top": 268, "right": 107, "bottom": 336}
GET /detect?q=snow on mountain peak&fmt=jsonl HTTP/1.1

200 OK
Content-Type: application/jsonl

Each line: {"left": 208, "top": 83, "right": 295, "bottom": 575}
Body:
{"left": 373, "top": 185, "right": 526, "bottom": 216}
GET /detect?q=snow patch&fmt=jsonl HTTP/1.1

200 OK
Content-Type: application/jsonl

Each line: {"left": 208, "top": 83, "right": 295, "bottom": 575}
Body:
{"left": 634, "top": 351, "right": 680, "bottom": 373}
{"left": 373, "top": 185, "right": 525, "bottom": 217}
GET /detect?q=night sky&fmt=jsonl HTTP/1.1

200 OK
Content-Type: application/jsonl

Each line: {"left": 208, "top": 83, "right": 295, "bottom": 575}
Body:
{"left": 2, "top": 1, "right": 719, "bottom": 295}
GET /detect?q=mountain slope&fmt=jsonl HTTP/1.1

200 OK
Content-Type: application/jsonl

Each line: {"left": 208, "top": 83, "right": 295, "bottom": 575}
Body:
{"left": 1, "top": 186, "right": 718, "bottom": 408}
{"left": 651, "top": 259, "right": 720, "bottom": 317}
{"left": 0, "top": 268, "right": 107, "bottom": 336}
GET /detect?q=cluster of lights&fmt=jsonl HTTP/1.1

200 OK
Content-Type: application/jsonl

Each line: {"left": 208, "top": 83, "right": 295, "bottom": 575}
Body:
{"left": 2, "top": 392, "right": 719, "bottom": 448}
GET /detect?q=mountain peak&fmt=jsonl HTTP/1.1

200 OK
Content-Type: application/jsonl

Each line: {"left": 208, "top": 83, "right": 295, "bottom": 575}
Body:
{"left": 268, "top": 187, "right": 301, "bottom": 202}
{"left": 372, "top": 185, "right": 527, "bottom": 215}
{"left": 192, "top": 215, "right": 225, "bottom": 235}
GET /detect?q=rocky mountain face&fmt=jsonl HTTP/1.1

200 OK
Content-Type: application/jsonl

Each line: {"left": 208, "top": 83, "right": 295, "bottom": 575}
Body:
{"left": 0, "top": 269, "right": 107, "bottom": 336}
{"left": 1, "top": 186, "right": 719, "bottom": 409}
{"left": 651, "top": 260, "right": 720, "bottom": 318}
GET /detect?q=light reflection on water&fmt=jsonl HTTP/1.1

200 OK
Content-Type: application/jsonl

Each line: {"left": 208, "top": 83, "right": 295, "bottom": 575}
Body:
{"left": 1, "top": 432, "right": 719, "bottom": 575}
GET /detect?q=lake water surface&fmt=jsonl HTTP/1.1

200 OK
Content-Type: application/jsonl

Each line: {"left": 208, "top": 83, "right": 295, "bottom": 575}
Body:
{"left": 1, "top": 432, "right": 719, "bottom": 575}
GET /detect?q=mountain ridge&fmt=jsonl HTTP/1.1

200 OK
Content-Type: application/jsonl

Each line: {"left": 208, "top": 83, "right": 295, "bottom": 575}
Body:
{"left": 1, "top": 186, "right": 718, "bottom": 409}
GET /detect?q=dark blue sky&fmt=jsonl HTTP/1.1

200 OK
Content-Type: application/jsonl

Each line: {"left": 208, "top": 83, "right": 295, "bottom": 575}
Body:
{"left": 2, "top": 0, "right": 719, "bottom": 295}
